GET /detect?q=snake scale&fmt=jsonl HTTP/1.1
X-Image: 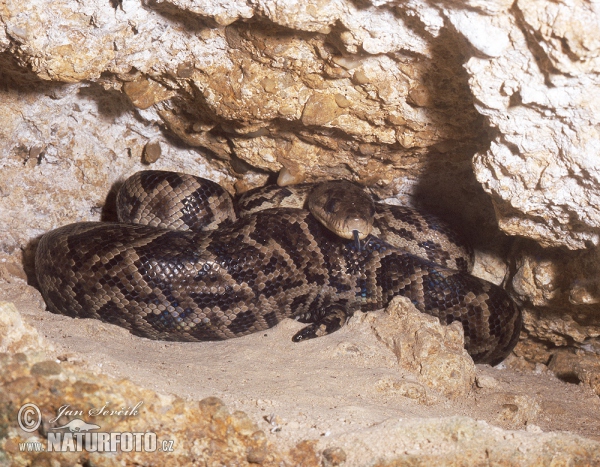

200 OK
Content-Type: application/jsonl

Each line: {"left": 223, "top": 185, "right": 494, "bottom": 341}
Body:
{"left": 36, "top": 170, "right": 521, "bottom": 365}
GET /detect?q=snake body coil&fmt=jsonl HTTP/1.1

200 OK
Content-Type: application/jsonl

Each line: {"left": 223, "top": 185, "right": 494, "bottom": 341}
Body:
{"left": 36, "top": 170, "right": 521, "bottom": 365}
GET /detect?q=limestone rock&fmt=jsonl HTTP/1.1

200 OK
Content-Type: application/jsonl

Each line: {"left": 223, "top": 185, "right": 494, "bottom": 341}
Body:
{"left": 468, "top": 1, "right": 600, "bottom": 250}
{"left": 508, "top": 240, "right": 600, "bottom": 363}
{"left": 518, "top": 0, "right": 600, "bottom": 75}
{"left": 491, "top": 392, "right": 541, "bottom": 430}
{"left": 2, "top": 300, "right": 600, "bottom": 465}
{"left": 511, "top": 241, "right": 600, "bottom": 308}
{"left": 1, "top": 0, "right": 599, "bottom": 253}
{"left": 122, "top": 77, "right": 175, "bottom": 110}
{"left": 471, "top": 250, "right": 509, "bottom": 286}
{"left": 0, "top": 72, "right": 236, "bottom": 258}
{"left": 522, "top": 307, "right": 600, "bottom": 349}
{"left": 370, "top": 297, "right": 476, "bottom": 398}
{"left": 0, "top": 350, "right": 295, "bottom": 466}
{"left": 549, "top": 349, "right": 600, "bottom": 396}
{"left": 320, "top": 416, "right": 600, "bottom": 467}
{"left": 474, "top": 373, "right": 498, "bottom": 389}
{"left": 0, "top": 301, "right": 48, "bottom": 356}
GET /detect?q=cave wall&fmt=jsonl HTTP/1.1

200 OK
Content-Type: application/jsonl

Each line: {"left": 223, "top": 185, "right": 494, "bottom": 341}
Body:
{"left": 1, "top": 0, "right": 600, "bottom": 381}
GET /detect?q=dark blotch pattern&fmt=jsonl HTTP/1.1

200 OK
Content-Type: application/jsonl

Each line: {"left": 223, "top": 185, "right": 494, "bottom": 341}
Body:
{"left": 36, "top": 171, "right": 521, "bottom": 364}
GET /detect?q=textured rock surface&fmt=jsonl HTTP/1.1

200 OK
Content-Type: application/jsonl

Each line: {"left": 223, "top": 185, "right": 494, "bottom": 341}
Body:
{"left": 0, "top": 0, "right": 487, "bottom": 259}
{"left": 326, "top": 417, "right": 600, "bottom": 467}
{"left": 2, "top": 0, "right": 600, "bottom": 462}
{"left": 1, "top": 0, "right": 598, "bottom": 245}
{"left": 468, "top": 1, "right": 600, "bottom": 251}
{"left": 508, "top": 240, "right": 600, "bottom": 380}
{"left": 0, "top": 301, "right": 48, "bottom": 355}
{"left": 370, "top": 297, "right": 476, "bottom": 399}
{"left": 548, "top": 349, "right": 600, "bottom": 396}
{"left": 3, "top": 0, "right": 598, "bottom": 247}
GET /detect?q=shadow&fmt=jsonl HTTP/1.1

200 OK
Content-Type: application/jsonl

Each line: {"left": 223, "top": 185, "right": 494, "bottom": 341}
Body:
{"left": 390, "top": 22, "right": 512, "bottom": 258}
{"left": 77, "top": 81, "right": 137, "bottom": 121}
{"left": 22, "top": 236, "right": 41, "bottom": 290}
{"left": 101, "top": 179, "right": 123, "bottom": 222}
{"left": 143, "top": 0, "right": 220, "bottom": 31}
{"left": 0, "top": 52, "right": 70, "bottom": 95}
{"left": 413, "top": 147, "right": 509, "bottom": 255}
{"left": 555, "top": 373, "right": 581, "bottom": 385}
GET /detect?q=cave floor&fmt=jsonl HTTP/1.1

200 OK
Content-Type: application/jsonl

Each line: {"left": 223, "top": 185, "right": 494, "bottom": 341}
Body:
{"left": 4, "top": 280, "right": 600, "bottom": 453}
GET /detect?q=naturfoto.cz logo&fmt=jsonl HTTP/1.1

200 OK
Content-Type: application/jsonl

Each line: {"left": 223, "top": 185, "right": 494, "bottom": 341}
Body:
{"left": 17, "top": 402, "right": 175, "bottom": 454}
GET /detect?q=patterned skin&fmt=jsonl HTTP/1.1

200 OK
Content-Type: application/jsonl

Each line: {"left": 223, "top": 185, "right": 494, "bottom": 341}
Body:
{"left": 36, "top": 170, "right": 521, "bottom": 365}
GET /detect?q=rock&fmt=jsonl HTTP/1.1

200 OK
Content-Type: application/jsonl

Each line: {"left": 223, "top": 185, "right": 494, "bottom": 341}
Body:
{"left": 375, "top": 378, "right": 429, "bottom": 404}
{"left": 122, "top": 77, "right": 175, "bottom": 110}
{"left": 2, "top": 0, "right": 599, "bottom": 254}
{"left": 319, "top": 416, "right": 600, "bottom": 467}
{"left": 2, "top": 0, "right": 596, "bottom": 352}
{"left": 142, "top": 141, "right": 162, "bottom": 164}
{"left": 301, "top": 93, "right": 344, "bottom": 126}
{"left": 30, "top": 360, "right": 62, "bottom": 376}
{"left": 512, "top": 338, "right": 553, "bottom": 365}
{"left": 0, "top": 260, "right": 28, "bottom": 283}
{"left": 492, "top": 393, "right": 541, "bottom": 430}
{"left": 518, "top": 0, "right": 600, "bottom": 75}
{"left": 0, "top": 302, "right": 49, "bottom": 356}
{"left": 322, "top": 446, "right": 346, "bottom": 466}
{"left": 521, "top": 307, "right": 599, "bottom": 349}
{"left": 370, "top": 297, "right": 476, "bottom": 398}
{"left": 548, "top": 349, "right": 600, "bottom": 396}
{"left": 471, "top": 250, "right": 508, "bottom": 286}
{"left": 474, "top": 374, "right": 498, "bottom": 389}
{"left": 0, "top": 350, "right": 297, "bottom": 466}
{"left": 2, "top": 289, "right": 600, "bottom": 463}
{"left": 468, "top": 2, "right": 600, "bottom": 250}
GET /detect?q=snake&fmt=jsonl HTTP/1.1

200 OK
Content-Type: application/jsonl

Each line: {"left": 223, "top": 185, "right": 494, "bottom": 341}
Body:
{"left": 35, "top": 170, "right": 522, "bottom": 365}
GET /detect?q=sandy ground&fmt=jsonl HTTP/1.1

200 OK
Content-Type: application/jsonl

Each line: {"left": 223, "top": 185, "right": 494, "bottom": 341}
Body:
{"left": 4, "top": 278, "right": 600, "bottom": 459}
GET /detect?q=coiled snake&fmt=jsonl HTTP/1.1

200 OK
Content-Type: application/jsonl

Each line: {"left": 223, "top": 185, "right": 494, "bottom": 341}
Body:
{"left": 36, "top": 170, "right": 521, "bottom": 365}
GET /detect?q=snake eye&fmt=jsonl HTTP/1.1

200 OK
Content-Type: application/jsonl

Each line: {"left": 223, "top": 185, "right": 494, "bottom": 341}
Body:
{"left": 324, "top": 198, "right": 339, "bottom": 214}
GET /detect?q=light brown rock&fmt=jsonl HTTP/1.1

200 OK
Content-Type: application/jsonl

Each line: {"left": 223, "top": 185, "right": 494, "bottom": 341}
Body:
{"left": 369, "top": 297, "right": 476, "bottom": 398}
{"left": 549, "top": 349, "right": 600, "bottom": 396}
{"left": 301, "top": 93, "right": 344, "bottom": 126}
{"left": 123, "top": 78, "right": 175, "bottom": 110}
{"left": 0, "top": 302, "right": 49, "bottom": 356}
{"left": 142, "top": 141, "right": 162, "bottom": 164}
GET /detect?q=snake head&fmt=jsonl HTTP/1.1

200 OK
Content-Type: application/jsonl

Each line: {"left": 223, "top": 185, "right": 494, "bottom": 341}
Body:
{"left": 308, "top": 180, "right": 375, "bottom": 241}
